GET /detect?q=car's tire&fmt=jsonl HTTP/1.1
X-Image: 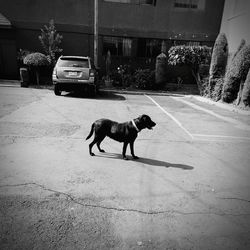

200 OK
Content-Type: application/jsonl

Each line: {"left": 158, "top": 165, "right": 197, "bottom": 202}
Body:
{"left": 54, "top": 84, "right": 61, "bottom": 96}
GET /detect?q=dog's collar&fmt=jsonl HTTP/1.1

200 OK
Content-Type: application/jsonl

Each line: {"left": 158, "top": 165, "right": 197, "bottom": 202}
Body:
{"left": 131, "top": 119, "right": 140, "bottom": 132}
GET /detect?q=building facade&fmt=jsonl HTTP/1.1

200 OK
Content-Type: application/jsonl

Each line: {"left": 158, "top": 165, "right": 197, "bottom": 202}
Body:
{"left": 0, "top": 0, "right": 225, "bottom": 79}
{"left": 220, "top": 0, "right": 250, "bottom": 57}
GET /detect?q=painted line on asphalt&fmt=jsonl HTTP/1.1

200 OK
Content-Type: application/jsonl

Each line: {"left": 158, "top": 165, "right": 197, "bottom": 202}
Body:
{"left": 171, "top": 97, "right": 250, "bottom": 131}
{"left": 145, "top": 94, "right": 194, "bottom": 140}
{"left": 193, "top": 134, "right": 250, "bottom": 141}
{"left": 0, "top": 134, "right": 84, "bottom": 140}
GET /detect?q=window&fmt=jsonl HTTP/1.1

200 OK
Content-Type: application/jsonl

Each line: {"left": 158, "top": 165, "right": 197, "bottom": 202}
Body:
{"left": 174, "top": 0, "right": 205, "bottom": 10}
{"left": 137, "top": 38, "right": 163, "bottom": 57}
{"left": 104, "top": 0, "right": 157, "bottom": 5}
{"left": 137, "top": 0, "right": 156, "bottom": 5}
{"left": 103, "top": 36, "right": 132, "bottom": 56}
{"left": 57, "top": 58, "right": 89, "bottom": 68}
{"left": 104, "top": 0, "right": 131, "bottom": 3}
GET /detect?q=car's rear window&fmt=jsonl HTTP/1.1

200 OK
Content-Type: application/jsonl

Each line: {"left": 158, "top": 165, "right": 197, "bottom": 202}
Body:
{"left": 57, "top": 58, "right": 89, "bottom": 68}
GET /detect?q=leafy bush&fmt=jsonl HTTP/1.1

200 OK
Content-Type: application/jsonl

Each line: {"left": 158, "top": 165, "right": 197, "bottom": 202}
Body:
{"left": 222, "top": 44, "right": 250, "bottom": 103}
{"left": 24, "top": 52, "right": 50, "bottom": 66}
{"left": 133, "top": 69, "right": 155, "bottom": 90}
{"left": 241, "top": 68, "right": 250, "bottom": 106}
{"left": 168, "top": 45, "right": 211, "bottom": 94}
{"left": 24, "top": 52, "right": 50, "bottom": 85}
{"left": 110, "top": 64, "right": 134, "bottom": 87}
{"left": 168, "top": 45, "right": 211, "bottom": 68}
{"left": 209, "top": 33, "right": 228, "bottom": 95}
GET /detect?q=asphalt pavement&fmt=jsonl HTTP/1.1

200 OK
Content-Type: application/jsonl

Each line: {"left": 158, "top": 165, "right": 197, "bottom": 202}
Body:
{"left": 0, "top": 81, "right": 250, "bottom": 249}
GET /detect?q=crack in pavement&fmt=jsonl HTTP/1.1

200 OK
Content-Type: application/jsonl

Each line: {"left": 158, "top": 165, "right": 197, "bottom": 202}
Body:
{"left": 1, "top": 183, "right": 250, "bottom": 217}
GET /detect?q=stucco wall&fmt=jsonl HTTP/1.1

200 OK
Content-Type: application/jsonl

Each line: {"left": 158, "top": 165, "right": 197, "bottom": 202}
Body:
{"left": 220, "top": 0, "right": 250, "bottom": 54}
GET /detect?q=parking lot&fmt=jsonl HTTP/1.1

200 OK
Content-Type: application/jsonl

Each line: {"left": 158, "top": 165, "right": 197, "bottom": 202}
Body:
{"left": 0, "top": 85, "right": 250, "bottom": 249}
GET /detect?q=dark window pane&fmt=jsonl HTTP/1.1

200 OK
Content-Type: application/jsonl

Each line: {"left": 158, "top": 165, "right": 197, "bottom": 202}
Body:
{"left": 58, "top": 58, "right": 89, "bottom": 67}
{"left": 137, "top": 38, "right": 147, "bottom": 57}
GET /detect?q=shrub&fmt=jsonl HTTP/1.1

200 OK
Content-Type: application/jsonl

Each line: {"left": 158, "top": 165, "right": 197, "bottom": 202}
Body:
{"left": 168, "top": 45, "right": 211, "bottom": 94}
{"left": 210, "top": 78, "right": 224, "bottom": 101}
{"left": 209, "top": 33, "right": 228, "bottom": 95}
{"left": 222, "top": 44, "right": 250, "bottom": 103}
{"left": 110, "top": 64, "right": 134, "bottom": 87}
{"left": 24, "top": 52, "right": 50, "bottom": 85}
{"left": 24, "top": 52, "right": 50, "bottom": 67}
{"left": 241, "top": 68, "right": 250, "bottom": 106}
{"left": 199, "top": 77, "right": 210, "bottom": 96}
{"left": 133, "top": 69, "right": 155, "bottom": 90}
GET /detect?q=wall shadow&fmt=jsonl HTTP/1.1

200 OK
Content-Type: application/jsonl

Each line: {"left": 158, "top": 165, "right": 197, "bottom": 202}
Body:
{"left": 96, "top": 153, "right": 194, "bottom": 170}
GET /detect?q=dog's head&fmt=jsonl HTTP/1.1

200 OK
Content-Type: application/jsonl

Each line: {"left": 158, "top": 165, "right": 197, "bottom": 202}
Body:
{"left": 136, "top": 114, "right": 156, "bottom": 131}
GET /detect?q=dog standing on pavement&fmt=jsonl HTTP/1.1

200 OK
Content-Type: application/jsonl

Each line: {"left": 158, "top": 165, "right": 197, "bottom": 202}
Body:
{"left": 86, "top": 114, "right": 156, "bottom": 160}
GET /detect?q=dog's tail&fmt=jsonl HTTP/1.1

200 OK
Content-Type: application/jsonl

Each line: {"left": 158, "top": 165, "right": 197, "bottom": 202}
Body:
{"left": 86, "top": 123, "right": 95, "bottom": 140}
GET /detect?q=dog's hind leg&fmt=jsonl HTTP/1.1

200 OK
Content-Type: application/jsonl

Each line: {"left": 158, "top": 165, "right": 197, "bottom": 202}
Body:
{"left": 97, "top": 136, "right": 106, "bottom": 153}
{"left": 89, "top": 136, "right": 99, "bottom": 156}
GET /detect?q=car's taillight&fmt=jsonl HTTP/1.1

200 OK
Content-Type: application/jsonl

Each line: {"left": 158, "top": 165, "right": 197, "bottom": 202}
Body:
{"left": 52, "top": 68, "right": 57, "bottom": 78}
{"left": 89, "top": 69, "right": 95, "bottom": 77}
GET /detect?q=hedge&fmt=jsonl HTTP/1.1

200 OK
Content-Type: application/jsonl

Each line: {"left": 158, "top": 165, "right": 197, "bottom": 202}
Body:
{"left": 209, "top": 33, "right": 228, "bottom": 80}
{"left": 222, "top": 44, "right": 250, "bottom": 103}
{"left": 241, "top": 68, "right": 250, "bottom": 106}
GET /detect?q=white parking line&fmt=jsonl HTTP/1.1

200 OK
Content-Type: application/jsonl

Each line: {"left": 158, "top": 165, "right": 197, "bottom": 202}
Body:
{"left": 193, "top": 134, "right": 250, "bottom": 141}
{"left": 145, "top": 94, "right": 194, "bottom": 140}
{"left": 145, "top": 94, "right": 250, "bottom": 142}
{"left": 172, "top": 97, "right": 250, "bottom": 131}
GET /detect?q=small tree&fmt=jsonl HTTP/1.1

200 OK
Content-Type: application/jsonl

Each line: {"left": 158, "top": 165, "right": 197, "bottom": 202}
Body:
{"left": 209, "top": 33, "right": 228, "bottom": 98}
{"left": 240, "top": 68, "right": 250, "bottom": 106}
{"left": 221, "top": 44, "right": 250, "bottom": 103}
{"left": 168, "top": 45, "right": 211, "bottom": 94}
{"left": 39, "top": 19, "right": 63, "bottom": 65}
{"left": 24, "top": 52, "right": 50, "bottom": 85}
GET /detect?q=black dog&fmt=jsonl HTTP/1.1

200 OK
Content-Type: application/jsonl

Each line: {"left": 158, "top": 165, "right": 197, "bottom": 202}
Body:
{"left": 86, "top": 114, "right": 156, "bottom": 160}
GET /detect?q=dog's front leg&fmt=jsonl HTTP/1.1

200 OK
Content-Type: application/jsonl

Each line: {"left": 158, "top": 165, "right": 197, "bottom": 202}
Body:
{"left": 122, "top": 142, "right": 129, "bottom": 160}
{"left": 130, "top": 141, "right": 139, "bottom": 160}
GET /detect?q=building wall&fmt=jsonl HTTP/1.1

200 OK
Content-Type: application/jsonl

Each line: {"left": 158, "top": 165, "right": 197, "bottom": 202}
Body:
{"left": 0, "top": 0, "right": 225, "bottom": 79}
{"left": 220, "top": 0, "right": 250, "bottom": 55}
{"left": 0, "top": 29, "right": 18, "bottom": 79}
{"left": 99, "top": 0, "right": 224, "bottom": 41}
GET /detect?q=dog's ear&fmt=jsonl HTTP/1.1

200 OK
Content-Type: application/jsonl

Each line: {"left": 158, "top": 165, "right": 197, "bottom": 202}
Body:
{"left": 139, "top": 114, "right": 147, "bottom": 120}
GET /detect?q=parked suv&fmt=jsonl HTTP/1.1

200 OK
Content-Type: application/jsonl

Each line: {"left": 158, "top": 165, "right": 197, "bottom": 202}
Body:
{"left": 52, "top": 56, "right": 98, "bottom": 96}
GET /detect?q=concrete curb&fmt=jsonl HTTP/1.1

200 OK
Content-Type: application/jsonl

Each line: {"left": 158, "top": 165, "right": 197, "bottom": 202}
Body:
{"left": 99, "top": 88, "right": 189, "bottom": 97}
{"left": 190, "top": 95, "right": 250, "bottom": 115}
{"left": 0, "top": 79, "right": 20, "bottom": 87}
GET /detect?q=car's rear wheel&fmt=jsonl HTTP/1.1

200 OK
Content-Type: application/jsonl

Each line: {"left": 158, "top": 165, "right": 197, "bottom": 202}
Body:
{"left": 54, "top": 84, "right": 62, "bottom": 96}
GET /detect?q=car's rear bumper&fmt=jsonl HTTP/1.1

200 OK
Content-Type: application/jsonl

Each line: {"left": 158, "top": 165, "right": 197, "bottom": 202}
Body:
{"left": 53, "top": 80, "right": 97, "bottom": 92}
{"left": 53, "top": 77, "right": 95, "bottom": 84}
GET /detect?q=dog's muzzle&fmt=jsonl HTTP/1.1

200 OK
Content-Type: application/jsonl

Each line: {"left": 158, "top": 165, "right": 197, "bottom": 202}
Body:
{"left": 148, "top": 122, "right": 156, "bottom": 130}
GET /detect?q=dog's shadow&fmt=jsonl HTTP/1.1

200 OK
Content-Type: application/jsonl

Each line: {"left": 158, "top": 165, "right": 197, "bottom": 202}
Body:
{"left": 96, "top": 153, "right": 194, "bottom": 170}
